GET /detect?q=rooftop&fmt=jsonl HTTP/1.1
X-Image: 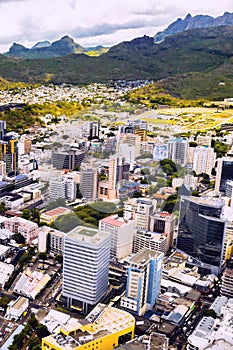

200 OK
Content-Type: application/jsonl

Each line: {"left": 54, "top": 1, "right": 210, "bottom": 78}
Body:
{"left": 100, "top": 215, "right": 128, "bottom": 227}
{"left": 42, "top": 207, "right": 70, "bottom": 217}
{"left": 130, "top": 248, "right": 163, "bottom": 265}
{"left": 66, "top": 225, "right": 110, "bottom": 245}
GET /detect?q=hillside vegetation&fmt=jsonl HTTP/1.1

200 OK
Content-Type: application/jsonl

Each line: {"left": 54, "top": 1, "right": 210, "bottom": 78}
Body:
{"left": 1, "top": 26, "right": 233, "bottom": 99}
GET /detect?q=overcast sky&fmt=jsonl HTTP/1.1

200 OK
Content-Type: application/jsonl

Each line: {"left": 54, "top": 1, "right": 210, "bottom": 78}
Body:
{"left": 0, "top": 0, "right": 232, "bottom": 52}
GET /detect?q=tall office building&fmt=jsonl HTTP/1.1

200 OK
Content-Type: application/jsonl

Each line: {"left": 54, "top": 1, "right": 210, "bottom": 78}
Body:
{"left": 121, "top": 248, "right": 164, "bottom": 316}
{"left": 99, "top": 215, "right": 135, "bottom": 260}
{"left": 0, "top": 120, "right": 6, "bottom": 140}
{"left": 192, "top": 146, "right": 216, "bottom": 176}
{"left": 63, "top": 226, "right": 111, "bottom": 313}
{"left": 135, "top": 198, "right": 156, "bottom": 230}
{"left": 87, "top": 121, "right": 100, "bottom": 139}
{"left": 215, "top": 157, "right": 233, "bottom": 193}
{"left": 177, "top": 196, "right": 226, "bottom": 275}
{"left": 49, "top": 176, "right": 77, "bottom": 202}
{"left": 80, "top": 165, "right": 98, "bottom": 201}
{"left": 168, "top": 138, "right": 189, "bottom": 166}
{"left": 98, "top": 156, "right": 130, "bottom": 200}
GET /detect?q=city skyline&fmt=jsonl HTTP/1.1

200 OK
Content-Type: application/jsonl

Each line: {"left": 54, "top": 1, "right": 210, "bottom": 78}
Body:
{"left": 0, "top": 0, "right": 232, "bottom": 52}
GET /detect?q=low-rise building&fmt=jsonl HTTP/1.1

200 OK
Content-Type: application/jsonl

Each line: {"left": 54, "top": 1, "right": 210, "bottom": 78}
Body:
{"left": 40, "top": 207, "right": 70, "bottom": 224}
{"left": 42, "top": 303, "right": 135, "bottom": 350}
{"left": 4, "top": 216, "right": 38, "bottom": 244}
{"left": 133, "top": 230, "right": 167, "bottom": 254}
{"left": 6, "top": 296, "right": 29, "bottom": 320}
{"left": 14, "top": 268, "right": 51, "bottom": 299}
{"left": 187, "top": 296, "right": 233, "bottom": 350}
{"left": 0, "top": 261, "right": 14, "bottom": 288}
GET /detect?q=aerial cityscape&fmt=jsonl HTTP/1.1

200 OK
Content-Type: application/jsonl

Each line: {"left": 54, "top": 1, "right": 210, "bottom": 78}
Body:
{"left": 0, "top": 1, "right": 233, "bottom": 350}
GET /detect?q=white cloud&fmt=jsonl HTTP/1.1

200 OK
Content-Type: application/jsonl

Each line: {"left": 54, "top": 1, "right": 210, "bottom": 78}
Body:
{"left": 0, "top": 0, "right": 232, "bottom": 52}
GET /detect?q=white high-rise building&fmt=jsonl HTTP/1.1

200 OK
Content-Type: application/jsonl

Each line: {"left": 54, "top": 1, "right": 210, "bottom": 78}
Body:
{"left": 49, "top": 176, "right": 76, "bottom": 202}
{"left": 168, "top": 138, "right": 188, "bottom": 166}
{"left": 80, "top": 165, "right": 98, "bottom": 201}
{"left": 99, "top": 215, "right": 135, "bottom": 260}
{"left": 135, "top": 198, "right": 156, "bottom": 231}
{"left": 62, "top": 226, "right": 111, "bottom": 313}
{"left": 192, "top": 146, "right": 216, "bottom": 176}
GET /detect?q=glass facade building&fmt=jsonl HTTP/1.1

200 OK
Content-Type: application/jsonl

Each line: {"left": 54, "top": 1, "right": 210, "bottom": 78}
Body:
{"left": 177, "top": 196, "right": 226, "bottom": 275}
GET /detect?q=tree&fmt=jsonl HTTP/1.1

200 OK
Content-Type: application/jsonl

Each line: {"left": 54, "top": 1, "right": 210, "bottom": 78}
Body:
{"left": 0, "top": 202, "right": 7, "bottom": 215}
{"left": 28, "top": 313, "right": 38, "bottom": 330}
{"left": 36, "top": 324, "right": 50, "bottom": 339}
{"left": 55, "top": 254, "right": 63, "bottom": 264}
{"left": 13, "top": 233, "right": 26, "bottom": 244}
{"left": 22, "top": 209, "right": 31, "bottom": 220}
{"left": 38, "top": 252, "right": 47, "bottom": 260}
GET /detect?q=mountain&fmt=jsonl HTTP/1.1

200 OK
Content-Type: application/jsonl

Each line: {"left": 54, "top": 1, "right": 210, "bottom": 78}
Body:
{"left": 32, "top": 41, "right": 51, "bottom": 49}
{"left": 154, "top": 11, "right": 233, "bottom": 42}
{"left": 1, "top": 27, "right": 233, "bottom": 99}
{"left": 5, "top": 36, "right": 108, "bottom": 58}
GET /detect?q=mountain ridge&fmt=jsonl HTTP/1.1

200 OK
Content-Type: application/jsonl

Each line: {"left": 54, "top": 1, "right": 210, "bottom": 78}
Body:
{"left": 5, "top": 36, "right": 108, "bottom": 58}
{"left": 154, "top": 11, "right": 233, "bottom": 42}
{"left": 1, "top": 26, "right": 233, "bottom": 100}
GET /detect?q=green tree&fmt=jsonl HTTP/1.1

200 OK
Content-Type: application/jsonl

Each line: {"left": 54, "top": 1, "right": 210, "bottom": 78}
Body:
{"left": 38, "top": 252, "right": 47, "bottom": 260}
{"left": 36, "top": 324, "right": 50, "bottom": 339}
{"left": 13, "top": 233, "right": 26, "bottom": 244}
{"left": 22, "top": 209, "right": 31, "bottom": 220}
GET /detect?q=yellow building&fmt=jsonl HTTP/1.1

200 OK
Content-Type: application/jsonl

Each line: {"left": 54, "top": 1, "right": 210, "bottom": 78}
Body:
{"left": 42, "top": 304, "right": 135, "bottom": 350}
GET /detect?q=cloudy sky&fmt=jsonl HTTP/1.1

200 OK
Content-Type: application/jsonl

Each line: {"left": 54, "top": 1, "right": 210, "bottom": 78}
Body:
{"left": 0, "top": 0, "right": 232, "bottom": 52}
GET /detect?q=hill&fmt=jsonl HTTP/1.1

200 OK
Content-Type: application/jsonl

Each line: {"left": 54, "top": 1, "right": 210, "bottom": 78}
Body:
{"left": 5, "top": 36, "right": 108, "bottom": 58}
{"left": 154, "top": 11, "right": 233, "bottom": 42}
{"left": 1, "top": 26, "right": 233, "bottom": 99}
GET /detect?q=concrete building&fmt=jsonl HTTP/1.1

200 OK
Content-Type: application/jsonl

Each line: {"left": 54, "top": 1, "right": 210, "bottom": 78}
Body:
{"left": 184, "top": 174, "right": 198, "bottom": 191}
{"left": 6, "top": 296, "right": 29, "bottom": 321}
{"left": 172, "top": 177, "right": 184, "bottom": 189}
{"left": 99, "top": 215, "right": 135, "bottom": 260}
{"left": 38, "top": 226, "right": 50, "bottom": 253}
{"left": 196, "top": 134, "right": 212, "bottom": 147}
{"left": 215, "top": 156, "right": 233, "bottom": 193}
{"left": 220, "top": 268, "right": 233, "bottom": 298}
{"left": 40, "top": 207, "right": 70, "bottom": 224}
{"left": 135, "top": 198, "right": 156, "bottom": 231}
{"left": 42, "top": 304, "right": 135, "bottom": 350}
{"left": 50, "top": 176, "right": 77, "bottom": 202}
{"left": 98, "top": 156, "right": 130, "bottom": 200}
{"left": 121, "top": 248, "right": 164, "bottom": 316}
{"left": 225, "top": 180, "right": 233, "bottom": 207}
{"left": 192, "top": 146, "right": 216, "bottom": 176}
{"left": 153, "top": 144, "right": 168, "bottom": 161}
{"left": 63, "top": 226, "right": 111, "bottom": 313}
{"left": 4, "top": 216, "right": 38, "bottom": 244}
{"left": 133, "top": 230, "right": 167, "bottom": 254}
{"left": 50, "top": 228, "right": 65, "bottom": 255}
{"left": 0, "top": 161, "right": 6, "bottom": 176}
{"left": 14, "top": 268, "right": 51, "bottom": 299}
{"left": 177, "top": 196, "right": 226, "bottom": 275}
{"left": 187, "top": 297, "right": 233, "bottom": 350}
{"left": 168, "top": 138, "right": 188, "bottom": 166}
{"left": 150, "top": 211, "right": 176, "bottom": 250}
{"left": 79, "top": 165, "right": 98, "bottom": 201}
{"left": 0, "top": 261, "right": 14, "bottom": 288}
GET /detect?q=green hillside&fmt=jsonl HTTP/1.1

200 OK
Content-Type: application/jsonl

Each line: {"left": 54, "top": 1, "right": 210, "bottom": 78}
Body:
{"left": 1, "top": 26, "right": 233, "bottom": 99}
